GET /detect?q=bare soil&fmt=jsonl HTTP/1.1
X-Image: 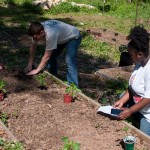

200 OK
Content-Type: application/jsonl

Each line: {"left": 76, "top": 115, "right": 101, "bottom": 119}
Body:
{"left": 86, "top": 27, "right": 128, "bottom": 48}
{"left": 0, "top": 69, "right": 150, "bottom": 150}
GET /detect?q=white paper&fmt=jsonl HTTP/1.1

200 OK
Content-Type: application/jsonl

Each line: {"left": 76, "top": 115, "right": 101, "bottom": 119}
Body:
{"left": 97, "top": 105, "right": 119, "bottom": 117}
{"left": 97, "top": 105, "right": 112, "bottom": 115}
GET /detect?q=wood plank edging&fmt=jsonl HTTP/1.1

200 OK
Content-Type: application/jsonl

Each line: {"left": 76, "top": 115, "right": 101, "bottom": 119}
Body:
{"left": 0, "top": 121, "right": 18, "bottom": 142}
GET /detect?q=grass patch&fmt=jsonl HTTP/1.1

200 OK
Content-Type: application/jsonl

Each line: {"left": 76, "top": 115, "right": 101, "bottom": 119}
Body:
{"left": 81, "top": 34, "right": 120, "bottom": 62}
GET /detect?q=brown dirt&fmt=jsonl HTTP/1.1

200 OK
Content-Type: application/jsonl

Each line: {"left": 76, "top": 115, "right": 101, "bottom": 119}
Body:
{"left": 0, "top": 69, "right": 150, "bottom": 150}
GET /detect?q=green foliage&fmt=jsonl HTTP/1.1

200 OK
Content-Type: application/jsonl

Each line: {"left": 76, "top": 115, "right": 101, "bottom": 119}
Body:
{"left": 35, "top": 73, "right": 48, "bottom": 87}
{"left": 99, "top": 78, "right": 128, "bottom": 105}
{"left": 81, "top": 35, "right": 119, "bottom": 62}
{"left": 0, "top": 79, "right": 7, "bottom": 93}
{"left": 61, "top": 137, "right": 80, "bottom": 150}
{"left": 47, "top": 2, "right": 98, "bottom": 15}
{"left": 100, "top": 97, "right": 108, "bottom": 105}
{"left": 105, "top": 78, "right": 128, "bottom": 96}
{"left": 0, "top": 138, "right": 24, "bottom": 150}
{"left": 21, "top": 1, "right": 44, "bottom": 14}
{"left": 0, "top": 113, "right": 9, "bottom": 125}
{"left": 65, "top": 83, "right": 81, "bottom": 98}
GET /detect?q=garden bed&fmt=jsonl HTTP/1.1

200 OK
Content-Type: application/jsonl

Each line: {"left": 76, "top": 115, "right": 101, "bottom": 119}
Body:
{"left": 0, "top": 69, "right": 150, "bottom": 150}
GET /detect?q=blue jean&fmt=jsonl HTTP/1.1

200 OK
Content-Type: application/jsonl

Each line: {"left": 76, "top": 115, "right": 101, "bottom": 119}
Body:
{"left": 47, "top": 35, "right": 82, "bottom": 86}
{"left": 140, "top": 114, "right": 150, "bottom": 136}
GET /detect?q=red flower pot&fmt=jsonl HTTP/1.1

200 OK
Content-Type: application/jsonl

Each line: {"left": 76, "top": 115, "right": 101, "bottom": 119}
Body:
{"left": 64, "top": 94, "right": 72, "bottom": 103}
{"left": 0, "top": 92, "right": 4, "bottom": 101}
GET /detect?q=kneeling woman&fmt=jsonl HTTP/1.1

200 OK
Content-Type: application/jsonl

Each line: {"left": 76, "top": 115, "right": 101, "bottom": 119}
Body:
{"left": 113, "top": 26, "right": 150, "bottom": 136}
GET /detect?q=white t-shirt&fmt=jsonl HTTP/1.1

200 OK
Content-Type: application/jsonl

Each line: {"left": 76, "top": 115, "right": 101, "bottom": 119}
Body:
{"left": 40, "top": 20, "right": 80, "bottom": 50}
{"left": 129, "top": 59, "right": 150, "bottom": 122}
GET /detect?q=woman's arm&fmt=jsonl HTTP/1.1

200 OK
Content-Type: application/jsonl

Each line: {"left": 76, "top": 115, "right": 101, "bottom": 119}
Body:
{"left": 119, "top": 98, "right": 150, "bottom": 120}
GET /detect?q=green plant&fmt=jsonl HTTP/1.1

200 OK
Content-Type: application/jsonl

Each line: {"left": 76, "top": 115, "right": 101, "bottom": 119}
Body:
{"left": 122, "top": 127, "right": 129, "bottom": 132}
{"left": 105, "top": 78, "right": 128, "bottom": 96}
{"left": 0, "top": 79, "right": 7, "bottom": 93}
{"left": 35, "top": 73, "right": 48, "bottom": 88}
{"left": 0, "top": 138, "right": 24, "bottom": 150}
{"left": 0, "top": 113, "right": 9, "bottom": 125}
{"left": 65, "top": 83, "right": 81, "bottom": 98}
{"left": 61, "top": 137, "right": 80, "bottom": 150}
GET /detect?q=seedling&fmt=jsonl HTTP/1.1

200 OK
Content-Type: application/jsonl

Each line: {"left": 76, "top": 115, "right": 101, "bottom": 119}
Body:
{"left": 0, "top": 113, "right": 9, "bottom": 126}
{"left": 35, "top": 73, "right": 48, "bottom": 90}
{"left": 0, "top": 138, "right": 24, "bottom": 150}
{"left": 122, "top": 127, "right": 129, "bottom": 133}
{"left": 0, "top": 79, "right": 7, "bottom": 93}
{"left": 100, "top": 97, "right": 108, "bottom": 105}
{"left": 61, "top": 137, "right": 80, "bottom": 150}
{"left": 65, "top": 83, "right": 81, "bottom": 99}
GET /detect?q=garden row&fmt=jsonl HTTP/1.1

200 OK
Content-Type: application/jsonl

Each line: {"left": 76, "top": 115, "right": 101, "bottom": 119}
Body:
{"left": 0, "top": 68, "right": 150, "bottom": 149}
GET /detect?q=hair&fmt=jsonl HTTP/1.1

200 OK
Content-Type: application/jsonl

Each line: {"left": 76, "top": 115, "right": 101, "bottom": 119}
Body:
{"left": 28, "top": 22, "right": 44, "bottom": 36}
{"left": 127, "top": 25, "right": 150, "bottom": 57}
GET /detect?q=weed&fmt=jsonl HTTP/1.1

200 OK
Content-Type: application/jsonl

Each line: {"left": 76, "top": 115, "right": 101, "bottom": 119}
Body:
{"left": 35, "top": 73, "right": 48, "bottom": 89}
{"left": 0, "top": 79, "right": 7, "bottom": 93}
{"left": 122, "top": 127, "right": 129, "bottom": 132}
{"left": 95, "top": 123, "right": 100, "bottom": 128}
{"left": 0, "top": 138, "right": 24, "bottom": 150}
{"left": 0, "top": 113, "right": 9, "bottom": 126}
{"left": 61, "top": 137, "right": 80, "bottom": 150}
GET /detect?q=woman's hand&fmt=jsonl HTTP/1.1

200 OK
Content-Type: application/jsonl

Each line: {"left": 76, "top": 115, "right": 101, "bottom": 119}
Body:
{"left": 113, "top": 101, "right": 124, "bottom": 109}
{"left": 118, "top": 108, "right": 132, "bottom": 120}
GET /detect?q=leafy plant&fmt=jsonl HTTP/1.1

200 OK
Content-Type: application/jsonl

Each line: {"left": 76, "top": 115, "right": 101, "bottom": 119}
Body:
{"left": 0, "top": 79, "right": 7, "bottom": 93}
{"left": 35, "top": 73, "right": 48, "bottom": 89}
{"left": 61, "top": 137, "right": 80, "bottom": 150}
{"left": 0, "top": 113, "right": 9, "bottom": 125}
{"left": 0, "top": 138, "right": 24, "bottom": 150}
{"left": 65, "top": 83, "right": 81, "bottom": 98}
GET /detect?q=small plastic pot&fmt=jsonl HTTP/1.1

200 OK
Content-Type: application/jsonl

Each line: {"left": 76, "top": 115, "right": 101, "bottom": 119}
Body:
{"left": 64, "top": 94, "right": 72, "bottom": 103}
{"left": 97, "top": 33, "right": 102, "bottom": 37}
{"left": 123, "top": 135, "right": 136, "bottom": 150}
{"left": 0, "top": 92, "right": 4, "bottom": 101}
